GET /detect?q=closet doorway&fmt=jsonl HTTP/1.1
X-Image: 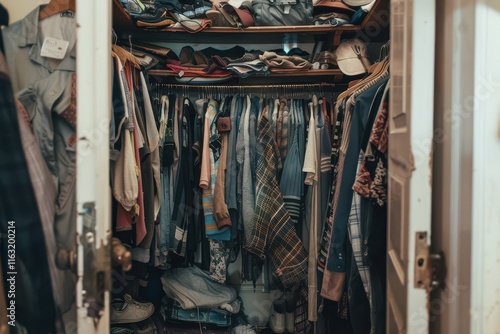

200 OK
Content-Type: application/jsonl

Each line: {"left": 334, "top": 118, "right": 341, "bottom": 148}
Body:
{"left": 71, "top": 0, "right": 440, "bottom": 333}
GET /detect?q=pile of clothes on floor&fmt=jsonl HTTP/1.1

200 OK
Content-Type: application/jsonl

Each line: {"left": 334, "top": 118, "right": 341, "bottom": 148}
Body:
{"left": 119, "top": 0, "right": 377, "bottom": 31}
{"left": 111, "top": 266, "right": 256, "bottom": 334}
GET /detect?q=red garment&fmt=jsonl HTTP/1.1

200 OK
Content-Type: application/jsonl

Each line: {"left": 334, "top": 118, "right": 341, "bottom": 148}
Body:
{"left": 167, "top": 64, "right": 231, "bottom": 77}
{"left": 115, "top": 64, "right": 147, "bottom": 244}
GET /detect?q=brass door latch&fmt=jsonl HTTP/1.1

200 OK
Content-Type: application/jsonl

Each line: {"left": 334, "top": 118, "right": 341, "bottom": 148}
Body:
{"left": 414, "top": 231, "right": 446, "bottom": 292}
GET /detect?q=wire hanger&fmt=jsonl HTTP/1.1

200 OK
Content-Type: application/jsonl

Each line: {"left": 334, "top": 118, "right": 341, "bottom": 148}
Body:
{"left": 112, "top": 29, "right": 118, "bottom": 45}
{"left": 39, "top": 0, "right": 76, "bottom": 20}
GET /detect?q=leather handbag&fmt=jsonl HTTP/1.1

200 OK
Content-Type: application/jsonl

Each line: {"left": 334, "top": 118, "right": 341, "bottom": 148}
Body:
{"left": 251, "top": 0, "right": 313, "bottom": 26}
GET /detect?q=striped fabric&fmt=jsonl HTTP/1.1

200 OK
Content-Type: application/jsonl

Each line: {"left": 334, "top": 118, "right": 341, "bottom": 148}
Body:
{"left": 245, "top": 109, "right": 308, "bottom": 288}
{"left": 294, "top": 282, "right": 312, "bottom": 334}
{"left": 280, "top": 102, "right": 290, "bottom": 163}
{"left": 348, "top": 153, "right": 373, "bottom": 330}
{"left": 280, "top": 99, "right": 302, "bottom": 224}
{"left": 318, "top": 102, "right": 346, "bottom": 271}
{"left": 203, "top": 100, "right": 230, "bottom": 240}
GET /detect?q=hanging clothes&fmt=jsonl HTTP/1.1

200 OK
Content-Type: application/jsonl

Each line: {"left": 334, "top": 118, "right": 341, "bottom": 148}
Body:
{"left": 0, "top": 68, "right": 57, "bottom": 334}
{"left": 245, "top": 107, "right": 308, "bottom": 289}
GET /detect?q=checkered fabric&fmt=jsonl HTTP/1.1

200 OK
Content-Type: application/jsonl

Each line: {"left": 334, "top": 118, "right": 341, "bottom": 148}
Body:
{"left": 294, "top": 282, "right": 312, "bottom": 334}
{"left": 245, "top": 109, "right": 308, "bottom": 288}
{"left": 348, "top": 153, "right": 373, "bottom": 321}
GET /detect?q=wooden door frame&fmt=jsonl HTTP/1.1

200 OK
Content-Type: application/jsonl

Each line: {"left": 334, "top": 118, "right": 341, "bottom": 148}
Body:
{"left": 76, "top": 0, "right": 112, "bottom": 332}
{"left": 432, "top": 0, "right": 500, "bottom": 333}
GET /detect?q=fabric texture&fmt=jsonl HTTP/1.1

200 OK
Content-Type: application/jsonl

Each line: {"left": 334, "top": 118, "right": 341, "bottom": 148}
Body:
{"left": 322, "top": 76, "right": 389, "bottom": 301}
{"left": 16, "top": 99, "right": 75, "bottom": 314}
{"left": 245, "top": 109, "right": 308, "bottom": 288}
{"left": 161, "top": 266, "right": 237, "bottom": 310}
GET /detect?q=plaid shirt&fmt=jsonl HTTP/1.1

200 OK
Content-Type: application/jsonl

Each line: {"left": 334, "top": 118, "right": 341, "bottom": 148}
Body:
{"left": 245, "top": 109, "right": 308, "bottom": 288}
{"left": 348, "top": 153, "right": 374, "bottom": 331}
{"left": 0, "top": 72, "right": 56, "bottom": 333}
{"left": 294, "top": 282, "right": 312, "bottom": 334}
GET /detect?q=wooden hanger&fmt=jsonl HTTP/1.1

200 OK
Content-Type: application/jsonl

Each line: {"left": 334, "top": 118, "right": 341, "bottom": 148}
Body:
{"left": 39, "top": 0, "right": 76, "bottom": 20}
{"left": 336, "top": 58, "right": 389, "bottom": 103}
{"left": 112, "top": 45, "right": 142, "bottom": 69}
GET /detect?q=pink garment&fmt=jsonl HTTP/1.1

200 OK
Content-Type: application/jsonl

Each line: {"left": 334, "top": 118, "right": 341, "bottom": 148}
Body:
{"left": 115, "top": 65, "right": 147, "bottom": 244}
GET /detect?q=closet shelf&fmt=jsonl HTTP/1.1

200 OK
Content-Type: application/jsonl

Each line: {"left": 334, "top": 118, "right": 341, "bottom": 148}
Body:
{"left": 113, "top": 0, "right": 389, "bottom": 39}
{"left": 148, "top": 69, "right": 343, "bottom": 78}
{"left": 141, "top": 25, "right": 361, "bottom": 34}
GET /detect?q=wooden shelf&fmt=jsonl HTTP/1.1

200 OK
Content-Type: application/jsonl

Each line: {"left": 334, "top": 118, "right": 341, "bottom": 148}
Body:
{"left": 148, "top": 69, "right": 342, "bottom": 77}
{"left": 140, "top": 24, "right": 360, "bottom": 34}
{"left": 113, "top": 0, "right": 389, "bottom": 38}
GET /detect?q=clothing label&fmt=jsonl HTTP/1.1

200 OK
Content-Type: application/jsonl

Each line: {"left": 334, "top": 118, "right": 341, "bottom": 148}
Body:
{"left": 175, "top": 226, "right": 187, "bottom": 243}
{"left": 284, "top": 5, "right": 291, "bottom": 14}
{"left": 41, "top": 37, "right": 69, "bottom": 60}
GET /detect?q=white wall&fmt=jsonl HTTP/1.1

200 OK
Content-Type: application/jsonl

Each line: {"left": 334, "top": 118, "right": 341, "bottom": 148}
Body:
{"left": 470, "top": 1, "right": 500, "bottom": 333}
{"left": 2, "top": 0, "right": 48, "bottom": 24}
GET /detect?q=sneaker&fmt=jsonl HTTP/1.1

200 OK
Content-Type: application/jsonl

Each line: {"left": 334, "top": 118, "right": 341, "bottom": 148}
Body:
{"left": 269, "top": 299, "right": 286, "bottom": 334}
{"left": 231, "top": 299, "right": 257, "bottom": 334}
{"left": 111, "top": 294, "right": 155, "bottom": 325}
{"left": 135, "top": 7, "right": 176, "bottom": 28}
{"left": 285, "top": 298, "right": 295, "bottom": 333}
{"left": 123, "top": 0, "right": 147, "bottom": 16}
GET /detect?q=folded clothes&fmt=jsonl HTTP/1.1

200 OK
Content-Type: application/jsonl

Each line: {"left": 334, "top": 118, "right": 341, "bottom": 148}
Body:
{"left": 202, "top": 51, "right": 262, "bottom": 75}
{"left": 224, "top": 52, "right": 260, "bottom": 64}
{"left": 161, "top": 297, "right": 232, "bottom": 327}
{"left": 314, "top": 17, "right": 350, "bottom": 27}
{"left": 200, "top": 46, "right": 247, "bottom": 59}
{"left": 226, "top": 59, "right": 269, "bottom": 78}
{"left": 167, "top": 64, "right": 232, "bottom": 77}
{"left": 171, "top": 13, "right": 213, "bottom": 33}
{"left": 161, "top": 266, "right": 238, "bottom": 310}
{"left": 129, "top": 41, "right": 179, "bottom": 60}
{"left": 132, "top": 51, "right": 161, "bottom": 69}
{"left": 259, "top": 51, "right": 312, "bottom": 69}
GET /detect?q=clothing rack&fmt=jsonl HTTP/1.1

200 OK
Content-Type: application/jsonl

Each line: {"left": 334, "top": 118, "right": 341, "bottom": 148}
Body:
{"left": 154, "top": 82, "right": 340, "bottom": 99}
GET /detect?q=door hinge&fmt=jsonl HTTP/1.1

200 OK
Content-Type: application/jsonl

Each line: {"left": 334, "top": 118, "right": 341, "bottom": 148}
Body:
{"left": 414, "top": 231, "right": 446, "bottom": 292}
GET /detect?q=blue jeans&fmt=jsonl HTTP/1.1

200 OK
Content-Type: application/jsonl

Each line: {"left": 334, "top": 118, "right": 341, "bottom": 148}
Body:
{"left": 164, "top": 300, "right": 231, "bottom": 327}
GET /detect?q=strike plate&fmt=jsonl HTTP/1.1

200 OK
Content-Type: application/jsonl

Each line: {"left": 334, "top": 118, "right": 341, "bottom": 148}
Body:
{"left": 414, "top": 231, "right": 445, "bottom": 292}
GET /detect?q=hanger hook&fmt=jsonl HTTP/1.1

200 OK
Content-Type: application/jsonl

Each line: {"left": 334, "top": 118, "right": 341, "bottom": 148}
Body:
{"left": 112, "top": 29, "right": 118, "bottom": 45}
{"left": 128, "top": 34, "right": 133, "bottom": 55}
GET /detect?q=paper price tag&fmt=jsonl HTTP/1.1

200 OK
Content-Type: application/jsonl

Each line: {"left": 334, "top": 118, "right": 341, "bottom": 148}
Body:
{"left": 284, "top": 5, "right": 291, "bottom": 14}
{"left": 41, "top": 37, "right": 69, "bottom": 60}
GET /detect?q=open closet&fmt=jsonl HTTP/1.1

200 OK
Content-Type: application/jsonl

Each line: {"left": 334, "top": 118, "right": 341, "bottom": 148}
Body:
{"left": 0, "top": 0, "right": 438, "bottom": 333}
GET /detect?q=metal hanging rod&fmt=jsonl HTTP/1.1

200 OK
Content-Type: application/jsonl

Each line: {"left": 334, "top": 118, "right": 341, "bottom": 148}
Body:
{"left": 154, "top": 82, "right": 339, "bottom": 98}
{"left": 155, "top": 83, "right": 336, "bottom": 90}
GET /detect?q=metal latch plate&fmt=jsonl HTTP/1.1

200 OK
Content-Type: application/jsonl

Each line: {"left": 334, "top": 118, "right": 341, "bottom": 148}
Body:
{"left": 414, "top": 231, "right": 445, "bottom": 292}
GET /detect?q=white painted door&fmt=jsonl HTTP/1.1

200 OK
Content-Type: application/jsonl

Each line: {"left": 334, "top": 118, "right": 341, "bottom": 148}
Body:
{"left": 387, "top": 0, "right": 436, "bottom": 333}
{"left": 75, "top": 0, "right": 112, "bottom": 332}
